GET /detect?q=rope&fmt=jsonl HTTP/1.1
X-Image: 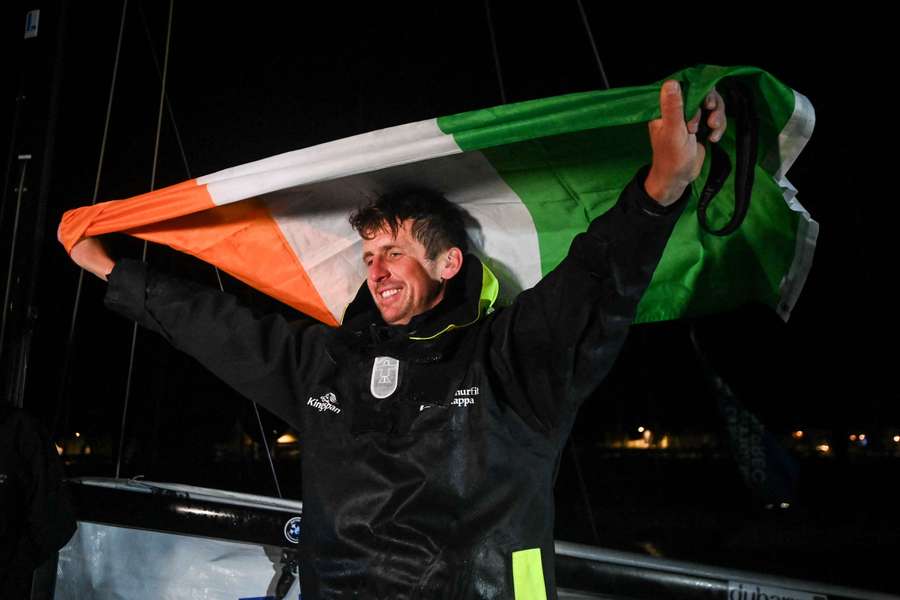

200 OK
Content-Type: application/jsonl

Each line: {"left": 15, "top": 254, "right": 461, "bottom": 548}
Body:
{"left": 483, "top": 0, "right": 507, "bottom": 104}
{"left": 137, "top": 1, "right": 192, "bottom": 179}
{"left": 567, "top": 0, "right": 607, "bottom": 544}
{"left": 0, "top": 157, "right": 30, "bottom": 373}
{"left": 254, "top": 402, "right": 283, "bottom": 498}
{"left": 574, "top": 0, "right": 610, "bottom": 90}
{"left": 116, "top": 0, "right": 174, "bottom": 479}
{"left": 54, "top": 0, "right": 129, "bottom": 437}
{"left": 116, "top": 2, "right": 283, "bottom": 497}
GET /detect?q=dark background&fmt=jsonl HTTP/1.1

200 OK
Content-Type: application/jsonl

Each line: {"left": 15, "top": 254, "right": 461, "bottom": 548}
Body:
{"left": 2, "top": 1, "right": 894, "bottom": 593}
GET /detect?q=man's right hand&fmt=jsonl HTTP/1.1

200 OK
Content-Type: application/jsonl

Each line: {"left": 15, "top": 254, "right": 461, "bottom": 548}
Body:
{"left": 644, "top": 80, "right": 727, "bottom": 206}
{"left": 58, "top": 223, "right": 115, "bottom": 281}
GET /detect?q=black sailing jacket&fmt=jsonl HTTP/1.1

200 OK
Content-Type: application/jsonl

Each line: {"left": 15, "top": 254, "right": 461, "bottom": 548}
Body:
{"left": 104, "top": 168, "right": 687, "bottom": 599}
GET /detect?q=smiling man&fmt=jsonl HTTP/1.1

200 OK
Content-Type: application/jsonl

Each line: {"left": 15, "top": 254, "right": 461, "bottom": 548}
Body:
{"left": 357, "top": 189, "right": 467, "bottom": 327}
{"left": 64, "top": 80, "right": 725, "bottom": 599}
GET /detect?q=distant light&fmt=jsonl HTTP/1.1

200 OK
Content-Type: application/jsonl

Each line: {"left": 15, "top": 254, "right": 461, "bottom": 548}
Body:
{"left": 75, "top": 432, "right": 81, "bottom": 438}
{"left": 859, "top": 433, "right": 866, "bottom": 441}
{"left": 84, "top": 446, "right": 92, "bottom": 455}
{"left": 780, "top": 502, "right": 790, "bottom": 509}
{"left": 55, "top": 443, "right": 64, "bottom": 456}
{"left": 637, "top": 426, "right": 645, "bottom": 433}
{"left": 659, "top": 435, "right": 670, "bottom": 450}
{"left": 277, "top": 433, "right": 298, "bottom": 445}
{"left": 849, "top": 434, "right": 857, "bottom": 442}
{"left": 816, "top": 444, "right": 831, "bottom": 454}
{"left": 893, "top": 435, "right": 900, "bottom": 443}
{"left": 792, "top": 430, "right": 804, "bottom": 439}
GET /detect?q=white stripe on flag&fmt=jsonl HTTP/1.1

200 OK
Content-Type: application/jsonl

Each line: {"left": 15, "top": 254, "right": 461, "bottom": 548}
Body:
{"left": 771, "top": 91, "right": 817, "bottom": 321}
{"left": 199, "top": 119, "right": 462, "bottom": 206}
{"left": 265, "top": 151, "right": 543, "bottom": 321}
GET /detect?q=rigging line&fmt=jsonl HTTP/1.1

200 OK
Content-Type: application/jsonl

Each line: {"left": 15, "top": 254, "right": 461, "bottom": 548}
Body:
{"left": 136, "top": 0, "right": 224, "bottom": 293}
{"left": 116, "top": 0, "right": 175, "bottom": 479}
{"left": 565, "top": 0, "right": 607, "bottom": 547}
{"left": 136, "top": 0, "right": 279, "bottom": 499}
{"left": 0, "top": 158, "right": 30, "bottom": 372}
{"left": 136, "top": 0, "right": 191, "bottom": 179}
{"left": 483, "top": 0, "right": 507, "bottom": 104}
{"left": 54, "top": 0, "right": 130, "bottom": 438}
{"left": 116, "top": 1, "right": 282, "bottom": 498}
{"left": 148, "top": 0, "right": 173, "bottom": 193}
{"left": 0, "top": 70, "right": 27, "bottom": 242}
{"left": 574, "top": 0, "right": 610, "bottom": 90}
{"left": 254, "top": 401, "right": 284, "bottom": 498}
{"left": 137, "top": 0, "right": 225, "bottom": 306}
{"left": 567, "top": 441, "right": 601, "bottom": 544}
{"left": 136, "top": 1, "right": 227, "bottom": 294}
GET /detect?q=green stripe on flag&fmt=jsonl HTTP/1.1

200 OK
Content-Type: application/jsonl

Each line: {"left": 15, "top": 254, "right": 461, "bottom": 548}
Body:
{"left": 436, "top": 65, "right": 809, "bottom": 322}
{"left": 479, "top": 125, "right": 650, "bottom": 280}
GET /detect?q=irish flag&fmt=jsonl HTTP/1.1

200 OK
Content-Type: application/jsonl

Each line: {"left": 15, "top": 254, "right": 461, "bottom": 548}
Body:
{"left": 59, "top": 65, "right": 816, "bottom": 326}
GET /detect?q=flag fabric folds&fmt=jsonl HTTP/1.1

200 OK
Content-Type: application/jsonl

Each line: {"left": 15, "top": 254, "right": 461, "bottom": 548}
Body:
{"left": 59, "top": 65, "right": 816, "bottom": 326}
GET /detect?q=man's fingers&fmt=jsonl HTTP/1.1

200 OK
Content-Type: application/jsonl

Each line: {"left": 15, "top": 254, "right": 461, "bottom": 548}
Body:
{"left": 705, "top": 88, "right": 727, "bottom": 142}
{"left": 659, "top": 80, "right": 684, "bottom": 126}
{"left": 687, "top": 108, "right": 701, "bottom": 135}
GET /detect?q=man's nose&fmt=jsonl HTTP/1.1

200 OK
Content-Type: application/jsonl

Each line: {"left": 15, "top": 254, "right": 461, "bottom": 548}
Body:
{"left": 369, "top": 256, "right": 389, "bottom": 281}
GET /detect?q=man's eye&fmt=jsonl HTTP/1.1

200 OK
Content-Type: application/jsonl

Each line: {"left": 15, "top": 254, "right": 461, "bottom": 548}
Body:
{"left": 389, "top": 251, "right": 402, "bottom": 258}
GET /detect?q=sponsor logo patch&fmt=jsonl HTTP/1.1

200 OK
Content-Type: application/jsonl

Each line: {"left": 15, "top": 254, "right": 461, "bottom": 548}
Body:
{"left": 451, "top": 386, "right": 479, "bottom": 407}
{"left": 370, "top": 356, "right": 399, "bottom": 399}
{"left": 419, "top": 386, "right": 480, "bottom": 411}
{"left": 283, "top": 516, "right": 302, "bottom": 544}
{"left": 307, "top": 392, "right": 340, "bottom": 414}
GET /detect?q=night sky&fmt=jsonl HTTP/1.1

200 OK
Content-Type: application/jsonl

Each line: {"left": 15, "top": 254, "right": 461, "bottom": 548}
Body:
{"left": 2, "top": 1, "right": 894, "bottom": 587}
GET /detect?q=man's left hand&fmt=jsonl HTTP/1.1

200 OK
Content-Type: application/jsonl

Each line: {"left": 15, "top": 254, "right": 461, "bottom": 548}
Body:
{"left": 644, "top": 80, "right": 727, "bottom": 206}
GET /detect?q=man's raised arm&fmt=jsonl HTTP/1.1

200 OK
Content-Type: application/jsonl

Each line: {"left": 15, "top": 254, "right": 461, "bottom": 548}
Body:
{"left": 57, "top": 226, "right": 321, "bottom": 432}
{"left": 487, "top": 80, "right": 727, "bottom": 432}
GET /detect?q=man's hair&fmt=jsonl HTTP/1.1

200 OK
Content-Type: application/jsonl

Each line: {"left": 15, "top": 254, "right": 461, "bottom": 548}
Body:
{"left": 349, "top": 189, "right": 469, "bottom": 259}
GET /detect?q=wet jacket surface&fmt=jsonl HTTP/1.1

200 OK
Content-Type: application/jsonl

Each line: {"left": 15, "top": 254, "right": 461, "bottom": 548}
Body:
{"left": 104, "top": 168, "right": 687, "bottom": 599}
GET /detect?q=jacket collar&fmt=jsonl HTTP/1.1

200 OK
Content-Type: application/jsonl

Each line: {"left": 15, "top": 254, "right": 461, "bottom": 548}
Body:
{"left": 341, "top": 254, "right": 499, "bottom": 341}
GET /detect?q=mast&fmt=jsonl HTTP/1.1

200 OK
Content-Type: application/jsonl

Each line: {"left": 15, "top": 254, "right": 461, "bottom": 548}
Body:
{"left": 1, "top": 0, "right": 70, "bottom": 410}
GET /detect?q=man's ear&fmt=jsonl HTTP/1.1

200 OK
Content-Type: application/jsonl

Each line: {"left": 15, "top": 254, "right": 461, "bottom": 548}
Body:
{"left": 439, "top": 247, "right": 463, "bottom": 281}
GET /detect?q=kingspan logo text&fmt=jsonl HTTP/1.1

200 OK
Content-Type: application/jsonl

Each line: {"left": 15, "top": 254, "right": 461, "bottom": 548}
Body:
{"left": 308, "top": 392, "right": 341, "bottom": 414}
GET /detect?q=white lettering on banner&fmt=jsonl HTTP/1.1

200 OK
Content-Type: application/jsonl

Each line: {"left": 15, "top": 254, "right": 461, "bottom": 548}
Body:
{"left": 307, "top": 392, "right": 341, "bottom": 414}
{"left": 727, "top": 581, "right": 827, "bottom": 600}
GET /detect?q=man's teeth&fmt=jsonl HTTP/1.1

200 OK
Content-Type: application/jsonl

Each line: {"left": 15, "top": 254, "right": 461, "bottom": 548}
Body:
{"left": 381, "top": 289, "right": 399, "bottom": 299}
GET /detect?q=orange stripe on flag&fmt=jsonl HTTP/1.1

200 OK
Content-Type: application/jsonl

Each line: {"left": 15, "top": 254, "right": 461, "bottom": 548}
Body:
{"left": 125, "top": 199, "right": 338, "bottom": 326}
{"left": 59, "top": 179, "right": 212, "bottom": 253}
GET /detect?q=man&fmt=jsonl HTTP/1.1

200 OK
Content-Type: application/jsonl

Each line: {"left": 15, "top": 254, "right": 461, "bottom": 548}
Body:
{"left": 64, "top": 81, "right": 726, "bottom": 598}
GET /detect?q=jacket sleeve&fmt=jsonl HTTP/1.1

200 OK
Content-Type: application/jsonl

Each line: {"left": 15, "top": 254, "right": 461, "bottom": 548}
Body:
{"left": 487, "top": 166, "right": 688, "bottom": 434}
{"left": 104, "top": 259, "right": 325, "bottom": 431}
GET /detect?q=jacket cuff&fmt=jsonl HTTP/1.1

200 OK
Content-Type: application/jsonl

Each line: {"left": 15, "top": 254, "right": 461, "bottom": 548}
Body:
{"left": 631, "top": 165, "right": 692, "bottom": 217}
{"left": 103, "top": 258, "right": 148, "bottom": 320}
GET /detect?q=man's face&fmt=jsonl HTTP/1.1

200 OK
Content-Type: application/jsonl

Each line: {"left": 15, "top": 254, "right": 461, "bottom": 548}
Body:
{"left": 362, "top": 220, "right": 446, "bottom": 325}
